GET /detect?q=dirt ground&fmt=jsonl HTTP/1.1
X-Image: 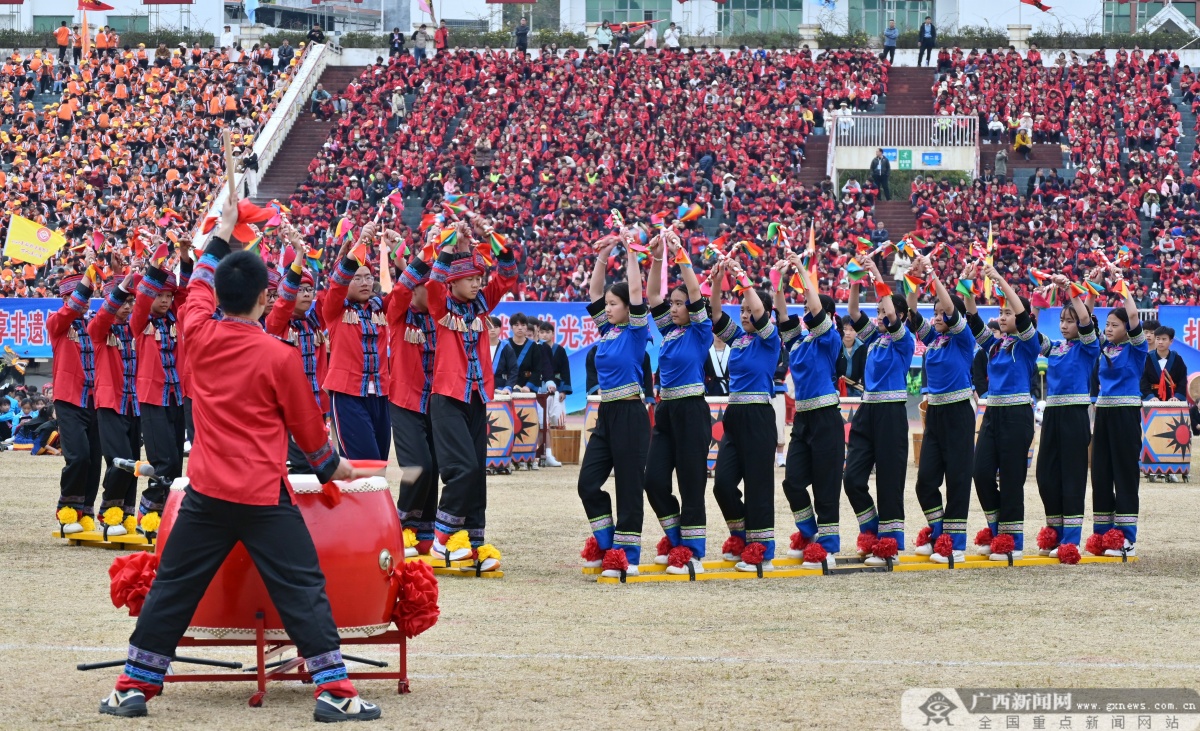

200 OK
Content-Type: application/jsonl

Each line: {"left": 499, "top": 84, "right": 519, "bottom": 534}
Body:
{"left": 3, "top": 449, "right": 1198, "bottom": 731}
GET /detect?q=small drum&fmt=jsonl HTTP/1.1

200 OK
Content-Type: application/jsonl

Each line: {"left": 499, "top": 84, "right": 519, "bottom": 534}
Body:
{"left": 486, "top": 394, "right": 516, "bottom": 472}
{"left": 581, "top": 395, "right": 601, "bottom": 454}
{"left": 840, "top": 397, "right": 862, "bottom": 431}
{"left": 706, "top": 397, "right": 728, "bottom": 472}
{"left": 510, "top": 393, "right": 539, "bottom": 465}
{"left": 1140, "top": 399, "right": 1191, "bottom": 477}
{"left": 156, "top": 476, "right": 402, "bottom": 640}
{"left": 976, "top": 398, "right": 1035, "bottom": 468}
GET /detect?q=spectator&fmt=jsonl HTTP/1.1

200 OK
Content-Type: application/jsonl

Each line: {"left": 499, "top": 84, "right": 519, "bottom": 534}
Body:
{"left": 411, "top": 25, "right": 429, "bottom": 64}
{"left": 311, "top": 83, "right": 333, "bottom": 119}
{"left": 870, "top": 148, "right": 891, "bottom": 201}
{"left": 278, "top": 39, "right": 295, "bottom": 68}
{"left": 837, "top": 322, "right": 866, "bottom": 397}
{"left": 995, "top": 147, "right": 1008, "bottom": 185}
{"left": 663, "top": 22, "right": 681, "bottom": 51}
{"left": 307, "top": 25, "right": 327, "bottom": 45}
{"left": 704, "top": 334, "right": 730, "bottom": 397}
{"left": 595, "top": 20, "right": 613, "bottom": 51}
{"left": 1141, "top": 326, "right": 1188, "bottom": 401}
{"left": 514, "top": 18, "right": 530, "bottom": 54}
{"left": 918, "top": 16, "right": 936, "bottom": 67}
{"left": 636, "top": 22, "right": 658, "bottom": 52}
{"left": 389, "top": 27, "right": 406, "bottom": 57}
{"left": 435, "top": 20, "right": 449, "bottom": 55}
{"left": 881, "top": 19, "right": 898, "bottom": 64}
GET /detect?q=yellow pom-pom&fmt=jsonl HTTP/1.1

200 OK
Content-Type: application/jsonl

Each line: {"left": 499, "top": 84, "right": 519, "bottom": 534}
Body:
{"left": 445, "top": 530, "right": 471, "bottom": 553}
{"left": 56, "top": 507, "right": 79, "bottom": 525}
{"left": 80, "top": 516, "right": 96, "bottom": 532}
{"left": 140, "top": 512, "right": 161, "bottom": 533}
{"left": 123, "top": 516, "right": 138, "bottom": 534}
{"left": 102, "top": 507, "right": 125, "bottom": 527}
{"left": 403, "top": 528, "right": 417, "bottom": 549}
{"left": 476, "top": 544, "right": 501, "bottom": 562}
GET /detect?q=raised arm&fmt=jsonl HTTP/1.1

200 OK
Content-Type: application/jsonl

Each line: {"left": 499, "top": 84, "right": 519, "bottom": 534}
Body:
{"left": 1111, "top": 263, "right": 1139, "bottom": 330}
{"left": 709, "top": 258, "right": 726, "bottom": 324}
{"left": 647, "top": 233, "right": 664, "bottom": 308}
{"left": 624, "top": 230, "right": 644, "bottom": 307}
{"left": 589, "top": 234, "right": 618, "bottom": 302}
{"left": 847, "top": 262, "right": 862, "bottom": 322}
{"left": 1053, "top": 273, "right": 1091, "bottom": 329}
{"left": 982, "top": 263, "right": 1023, "bottom": 315}
{"left": 863, "top": 257, "right": 896, "bottom": 322}
{"left": 673, "top": 233, "right": 703, "bottom": 305}
{"left": 788, "top": 252, "right": 822, "bottom": 317}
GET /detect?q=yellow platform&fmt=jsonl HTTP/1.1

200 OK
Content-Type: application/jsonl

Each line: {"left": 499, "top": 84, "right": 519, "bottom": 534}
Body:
{"left": 51, "top": 529, "right": 154, "bottom": 551}
{"left": 407, "top": 554, "right": 474, "bottom": 568}
{"left": 432, "top": 565, "right": 504, "bottom": 579}
{"left": 593, "top": 554, "right": 1137, "bottom": 583}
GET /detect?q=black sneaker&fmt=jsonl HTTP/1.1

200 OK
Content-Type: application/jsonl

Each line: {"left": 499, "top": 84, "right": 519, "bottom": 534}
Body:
{"left": 313, "top": 692, "right": 382, "bottom": 723}
{"left": 99, "top": 689, "right": 148, "bottom": 717}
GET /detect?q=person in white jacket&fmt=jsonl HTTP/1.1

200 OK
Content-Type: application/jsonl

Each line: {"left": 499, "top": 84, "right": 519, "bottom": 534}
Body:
{"left": 637, "top": 24, "right": 658, "bottom": 51}
{"left": 663, "top": 23, "right": 681, "bottom": 50}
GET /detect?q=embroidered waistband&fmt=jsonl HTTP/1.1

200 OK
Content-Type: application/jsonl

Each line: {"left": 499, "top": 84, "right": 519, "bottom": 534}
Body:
{"left": 985, "top": 393, "right": 1031, "bottom": 406}
{"left": 659, "top": 383, "right": 705, "bottom": 400}
{"left": 926, "top": 387, "right": 972, "bottom": 405}
{"left": 1045, "top": 394, "right": 1092, "bottom": 407}
{"left": 1096, "top": 395, "right": 1142, "bottom": 408}
{"left": 600, "top": 382, "right": 643, "bottom": 402}
{"left": 863, "top": 389, "right": 907, "bottom": 403}
{"left": 794, "top": 392, "right": 840, "bottom": 411}
{"left": 729, "top": 392, "right": 772, "bottom": 405}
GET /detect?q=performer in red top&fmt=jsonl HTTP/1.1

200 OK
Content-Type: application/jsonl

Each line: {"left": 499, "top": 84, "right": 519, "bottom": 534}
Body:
{"left": 87, "top": 272, "right": 141, "bottom": 536}
{"left": 47, "top": 268, "right": 102, "bottom": 533}
{"left": 129, "top": 249, "right": 190, "bottom": 525}
{"left": 100, "top": 191, "right": 381, "bottom": 723}
{"left": 386, "top": 234, "right": 439, "bottom": 557}
{"left": 408, "top": 218, "right": 517, "bottom": 565}
{"left": 323, "top": 222, "right": 391, "bottom": 461}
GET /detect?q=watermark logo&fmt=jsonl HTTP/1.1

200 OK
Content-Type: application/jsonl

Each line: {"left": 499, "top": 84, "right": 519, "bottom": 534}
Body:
{"left": 918, "top": 691, "right": 958, "bottom": 725}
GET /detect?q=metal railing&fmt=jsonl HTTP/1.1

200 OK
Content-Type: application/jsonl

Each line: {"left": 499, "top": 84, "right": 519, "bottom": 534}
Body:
{"left": 833, "top": 114, "right": 978, "bottom": 149}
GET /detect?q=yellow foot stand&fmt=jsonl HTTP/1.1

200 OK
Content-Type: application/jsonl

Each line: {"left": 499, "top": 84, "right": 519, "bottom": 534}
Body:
{"left": 432, "top": 565, "right": 504, "bottom": 579}
{"left": 51, "top": 529, "right": 155, "bottom": 551}
{"left": 407, "top": 555, "right": 474, "bottom": 568}
{"left": 593, "top": 554, "right": 1137, "bottom": 583}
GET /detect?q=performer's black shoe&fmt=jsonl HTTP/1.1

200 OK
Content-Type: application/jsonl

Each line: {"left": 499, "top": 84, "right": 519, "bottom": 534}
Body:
{"left": 314, "top": 692, "right": 382, "bottom": 723}
{"left": 99, "top": 689, "right": 148, "bottom": 717}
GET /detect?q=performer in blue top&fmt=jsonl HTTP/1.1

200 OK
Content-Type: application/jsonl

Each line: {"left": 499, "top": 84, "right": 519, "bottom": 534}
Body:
{"left": 904, "top": 254, "right": 976, "bottom": 563}
{"left": 1035, "top": 273, "right": 1099, "bottom": 557}
{"left": 774, "top": 254, "right": 843, "bottom": 569}
{"left": 644, "top": 227, "right": 713, "bottom": 575}
{"left": 844, "top": 257, "right": 915, "bottom": 565}
{"left": 964, "top": 263, "right": 1041, "bottom": 561}
{"left": 710, "top": 256, "right": 782, "bottom": 572}
{"left": 578, "top": 230, "right": 651, "bottom": 578}
{"left": 1091, "top": 267, "right": 1147, "bottom": 557}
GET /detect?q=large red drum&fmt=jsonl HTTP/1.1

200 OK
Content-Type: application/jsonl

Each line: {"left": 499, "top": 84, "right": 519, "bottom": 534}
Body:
{"left": 157, "top": 475, "right": 401, "bottom": 640}
{"left": 510, "top": 393, "right": 539, "bottom": 465}
{"left": 486, "top": 394, "right": 516, "bottom": 472}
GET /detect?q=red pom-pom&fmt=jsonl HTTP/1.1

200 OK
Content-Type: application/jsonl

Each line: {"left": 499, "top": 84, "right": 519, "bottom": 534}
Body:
{"left": 580, "top": 536, "right": 604, "bottom": 562}
{"left": 1085, "top": 533, "right": 1106, "bottom": 556}
{"left": 1037, "top": 526, "right": 1059, "bottom": 550}
{"left": 657, "top": 536, "right": 673, "bottom": 556}
{"left": 856, "top": 532, "right": 878, "bottom": 554}
{"left": 990, "top": 533, "right": 1016, "bottom": 555}
{"left": 740, "top": 542, "right": 766, "bottom": 565}
{"left": 390, "top": 560, "right": 440, "bottom": 639}
{"left": 789, "top": 531, "right": 810, "bottom": 551}
{"left": 933, "top": 534, "right": 954, "bottom": 557}
{"left": 915, "top": 526, "right": 933, "bottom": 547}
{"left": 601, "top": 548, "right": 629, "bottom": 572}
{"left": 1057, "top": 543, "right": 1081, "bottom": 565}
{"left": 722, "top": 535, "right": 746, "bottom": 556}
{"left": 872, "top": 537, "right": 898, "bottom": 559}
{"left": 802, "top": 543, "right": 828, "bottom": 564}
{"left": 1102, "top": 528, "right": 1126, "bottom": 552}
{"left": 974, "top": 527, "right": 994, "bottom": 546}
{"left": 667, "top": 546, "right": 693, "bottom": 568}
{"left": 108, "top": 552, "right": 159, "bottom": 617}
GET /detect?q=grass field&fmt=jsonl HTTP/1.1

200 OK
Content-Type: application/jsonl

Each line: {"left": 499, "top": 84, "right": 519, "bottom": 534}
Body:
{"left": 3, "top": 450, "right": 1198, "bottom": 730}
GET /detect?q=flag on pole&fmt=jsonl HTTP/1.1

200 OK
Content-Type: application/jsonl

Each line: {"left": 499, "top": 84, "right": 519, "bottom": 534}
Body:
{"left": 3, "top": 214, "right": 67, "bottom": 265}
{"left": 80, "top": 11, "right": 90, "bottom": 60}
{"left": 983, "top": 222, "right": 995, "bottom": 300}
{"left": 78, "top": 0, "right": 114, "bottom": 10}
{"left": 1019, "top": 0, "right": 1052, "bottom": 11}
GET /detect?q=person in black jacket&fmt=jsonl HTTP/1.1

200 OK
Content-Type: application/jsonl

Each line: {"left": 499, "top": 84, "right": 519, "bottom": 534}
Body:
{"left": 488, "top": 316, "right": 518, "bottom": 391}
{"left": 506, "top": 313, "right": 552, "bottom": 393}
{"left": 836, "top": 321, "right": 867, "bottom": 396}
{"left": 1141, "top": 326, "right": 1189, "bottom": 400}
{"left": 703, "top": 333, "right": 730, "bottom": 397}
{"left": 536, "top": 319, "right": 572, "bottom": 467}
{"left": 917, "top": 16, "right": 936, "bottom": 67}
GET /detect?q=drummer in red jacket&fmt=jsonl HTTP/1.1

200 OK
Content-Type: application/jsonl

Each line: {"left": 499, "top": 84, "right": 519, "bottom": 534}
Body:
{"left": 129, "top": 252, "right": 190, "bottom": 526}
{"left": 47, "top": 269, "right": 102, "bottom": 533}
{"left": 100, "top": 193, "right": 381, "bottom": 723}
{"left": 409, "top": 218, "right": 517, "bottom": 567}
{"left": 87, "top": 273, "right": 141, "bottom": 537}
{"left": 386, "top": 232, "right": 439, "bottom": 558}
{"left": 323, "top": 222, "right": 391, "bottom": 461}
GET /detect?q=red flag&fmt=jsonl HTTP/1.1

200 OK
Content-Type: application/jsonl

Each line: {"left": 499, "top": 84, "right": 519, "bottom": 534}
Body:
{"left": 1019, "top": 0, "right": 1051, "bottom": 10}
{"left": 79, "top": 0, "right": 115, "bottom": 9}
{"left": 350, "top": 240, "right": 369, "bottom": 266}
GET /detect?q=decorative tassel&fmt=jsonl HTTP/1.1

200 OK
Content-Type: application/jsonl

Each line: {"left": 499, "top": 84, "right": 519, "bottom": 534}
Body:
{"left": 143, "top": 323, "right": 154, "bottom": 336}
{"left": 404, "top": 327, "right": 426, "bottom": 344}
{"left": 342, "top": 310, "right": 360, "bottom": 325}
{"left": 108, "top": 334, "right": 118, "bottom": 347}
{"left": 371, "top": 312, "right": 387, "bottom": 326}
{"left": 68, "top": 329, "right": 79, "bottom": 343}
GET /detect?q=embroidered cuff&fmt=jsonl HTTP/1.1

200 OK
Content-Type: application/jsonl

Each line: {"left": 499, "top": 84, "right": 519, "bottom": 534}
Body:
{"left": 179, "top": 261, "right": 193, "bottom": 287}
{"left": 1078, "top": 322, "right": 1098, "bottom": 344}
{"left": 306, "top": 441, "right": 338, "bottom": 482}
{"left": 1015, "top": 310, "right": 1036, "bottom": 340}
{"left": 279, "top": 266, "right": 302, "bottom": 302}
{"left": 651, "top": 301, "right": 672, "bottom": 330}
{"left": 779, "top": 315, "right": 802, "bottom": 345}
{"left": 138, "top": 268, "right": 168, "bottom": 298}
{"left": 430, "top": 250, "right": 455, "bottom": 284}
{"left": 193, "top": 254, "right": 218, "bottom": 289}
{"left": 628, "top": 302, "right": 649, "bottom": 328}
{"left": 752, "top": 310, "right": 773, "bottom": 339}
{"left": 330, "top": 256, "right": 356, "bottom": 287}
{"left": 587, "top": 297, "right": 609, "bottom": 328}
{"left": 399, "top": 261, "right": 428, "bottom": 291}
{"left": 805, "top": 310, "right": 833, "bottom": 339}
{"left": 852, "top": 312, "right": 874, "bottom": 337}
{"left": 1128, "top": 324, "right": 1146, "bottom": 347}
{"left": 945, "top": 310, "right": 966, "bottom": 334}
{"left": 714, "top": 312, "right": 737, "bottom": 343}
{"left": 863, "top": 390, "right": 907, "bottom": 403}
{"left": 69, "top": 282, "right": 93, "bottom": 313}
{"left": 794, "top": 392, "right": 839, "bottom": 411}
{"left": 102, "top": 285, "right": 131, "bottom": 314}
{"left": 1045, "top": 394, "right": 1092, "bottom": 407}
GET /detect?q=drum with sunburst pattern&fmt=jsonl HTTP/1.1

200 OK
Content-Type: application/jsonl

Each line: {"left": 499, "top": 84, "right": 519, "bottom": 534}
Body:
{"left": 486, "top": 394, "right": 516, "bottom": 472}
{"left": 510, "top": 393, "right": 540, "bottom": 465}
{"left": 1140, "top": 400, "right": 1191, "bottom": 477}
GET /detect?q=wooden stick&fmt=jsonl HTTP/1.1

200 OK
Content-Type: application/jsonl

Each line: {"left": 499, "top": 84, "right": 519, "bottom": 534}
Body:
{"left": 222, "top": 129, "right": 236, "bottom": 202}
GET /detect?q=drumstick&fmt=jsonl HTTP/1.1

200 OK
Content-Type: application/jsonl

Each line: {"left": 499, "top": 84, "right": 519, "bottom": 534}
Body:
{"left": 222, "top": 129, "right": 236, "bottom": 202}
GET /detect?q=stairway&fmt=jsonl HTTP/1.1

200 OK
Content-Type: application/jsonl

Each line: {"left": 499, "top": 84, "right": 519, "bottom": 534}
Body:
{"left": 884, "top": 66, "right": 935, "bottom": 116}
{"left": 798, "top": 136, "right": 829, "bottom": 186}
{"left": 252, "top": 65, "right": 366, "bottom": 205}
{"left": 872, "top": 200, "right": 917, "bottom": 240}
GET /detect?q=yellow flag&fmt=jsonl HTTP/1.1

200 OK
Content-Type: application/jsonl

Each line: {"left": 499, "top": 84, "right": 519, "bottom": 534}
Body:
{"left": 3, "top": 214, "right": 67, "bottom": 265}
{"left": 983, "top": 222, "right": 994, "bottom": 301}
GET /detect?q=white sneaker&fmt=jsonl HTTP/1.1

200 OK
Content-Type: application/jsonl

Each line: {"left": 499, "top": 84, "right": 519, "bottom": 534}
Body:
{"left": 913, "top": 543, "right": 933, "bottom": 556}
{"left": 722, "top": 552, "right": 740, "bottom": 561}
{"left": 665, "top": 558, "right": 704, "bottom": 575}
{"left": 786, "top": 547, "right": 804, "bottom": 558}
{"left": 972, "top": 543, "right": 992, "bottom": 556}
{"left": 1048, "top": 547, "right": 1059, "bottom": 559}
{"left": 105, "top": 524, "right": 128, "bottom": 538}
{"left": 930, "top": 550, "right": 965, "bottom": 565}
{"left": 62, "top": 522, "right": 84, "bottom": 535}
{"left": 864, "top": 555, "right": 891, "bottom": 567}
{"left": 1036, "top": 547, "right": 1053, "bottom": 557}
{"left": 479, "top": 557, "right": 500, "bottom": 572}
{"left": 432, "top": 541, "right": 472, "bottom": 562}
{"left": 1104, "top": 541, "right": 1136, "bottom": 557}
{"left": 775, "top": 455, "right": 786, "bottom": 467}
{"left": 735, "top": 559, "right": 774, "bottom": 572}
{"left": 183, "top": 440, "right": 191, "bottom": 455}
{"left": 544, "top": 453, "right": 562, "bottom": 468}
{"left": 990, "top": 550, "right": 1024, "bottom": 562}
{"left": 653, "top": 554, "right": 669, "bottom": 565}
{"left": 582, "top": 559, "right": 603, "bottom": 569}
{"left": 404, "top": 546, "right": 418, "bottom": 558}
{"left": 1169, "top": 474, "right": 1182, "bottom": 483}
{"left": 600, "top": 564, "right": 639, "bottom": 579}
{"left": 801, "top": 553, "right": 835, "bottom": 570}
{"left": 529, "top": 461, "right": 540, "bottom": 471}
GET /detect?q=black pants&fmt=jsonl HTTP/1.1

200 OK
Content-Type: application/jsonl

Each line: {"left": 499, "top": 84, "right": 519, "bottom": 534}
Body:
{"left": 973, "top": 404, "right": 1034, "bottom": 551}
{"left": 881, "top": 46, "right": 895, "bottom": 63}
{"left": 873, "top": 174, "right": 890, "bottom": 200}
{"left": 140, "top": 402, "right": 185, "bottom": 515}
{"left": 1091, "top": 406, "right": 1140, "bottom": 544}
{"left": 184, "top": 396, "right": 195, "bottom": 444}
{"left": 1036, "top": 405, "right": 1091, "bottom": 547}
{"left": 430, "top": 393, "right": 487, "bottom": 545}
{"left": 55, "top": 399, "right": 102, "bottom": 516}
{"left": 843, "top": 401, "right": 908, "bottom": 546}
{"left": 578, "top": 399, "right": 650, "bottom": 564}
{"left": 918, "top": 43, "right": 934, "bottom": 66}
{"left": 98, "top": 408, "right": 141, "bottom": 513}
{"left": 713, "top": 402, "right": 777, "bottom": 559}
{"left": 391, "top": 403, "right": 438, "bottom": 542}
{"left": 125, "top": 484, "right": 343, "bottom": 687}
{"left": 643, "top": 396, "right": 709, "bottom": 557}
{"left": 782, "top": 405, "right": 845, "bottom": 553}
{"left": 914, "top": 399, "right": 975, "bottom": 551}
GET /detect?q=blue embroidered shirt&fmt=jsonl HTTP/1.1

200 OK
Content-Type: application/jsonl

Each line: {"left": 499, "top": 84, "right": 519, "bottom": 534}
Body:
{"left": 909, "top": 309, "right": 974, "bottom": 405}
{"left": 588, "top": 298, "right": 649, "bottom": 402}
{"left": 967, "top": 310, "right": 1041, "bottom": 406}
{"left": 652, "top": 299, "right": 712, "bottom": 400}
{"left": 1097, "top": 324, "right": 1149, "bottom": 407}
{"left": 713, "top": 309, "right": 780, "bottom": 404}
{"left": 852, "top": 312, "right": 915, "bottom": 403}
{"left": 1040, "top": 321, "right": 1101, "bottom": 406}
{"left": 780, "top": 309, "right": 840, "bottom": 411}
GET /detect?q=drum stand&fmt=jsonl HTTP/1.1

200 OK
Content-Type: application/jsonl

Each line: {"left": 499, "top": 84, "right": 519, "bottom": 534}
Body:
{"left": 77, "top": 611, "right": 410, "bottom": 707}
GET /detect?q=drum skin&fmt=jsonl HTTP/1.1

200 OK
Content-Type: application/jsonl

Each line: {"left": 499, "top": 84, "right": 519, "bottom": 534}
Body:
{"left": 510, "top": 393, "right": 539, "bottom": 464}
{"left": 1140, "top": 400, "right": 1191, "bottom": 475}
{"left": 486, "top": 396, "right": 517, "bottom": 470}
{"left": 157, "top": 476, "right": 401, "bottom": 640}
{"left": 706, "top": 397, "right": 727, "bottom": 472}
